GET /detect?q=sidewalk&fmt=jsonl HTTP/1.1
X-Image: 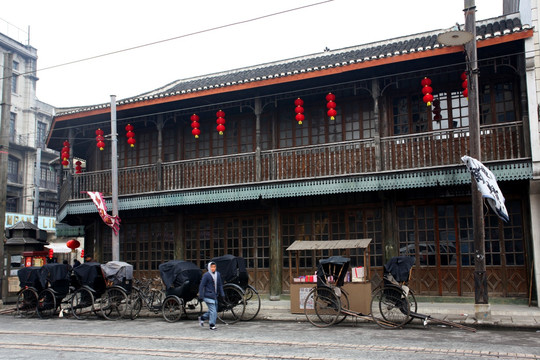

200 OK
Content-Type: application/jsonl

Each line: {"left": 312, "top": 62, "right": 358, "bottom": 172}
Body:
{"left": 258, "top": 297, "right": 540, "bottom": 329}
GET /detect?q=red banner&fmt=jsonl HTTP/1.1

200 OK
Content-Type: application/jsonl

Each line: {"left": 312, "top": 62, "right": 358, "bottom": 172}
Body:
{"left": 86, "top": 191, "right": 121, "bottom": 235}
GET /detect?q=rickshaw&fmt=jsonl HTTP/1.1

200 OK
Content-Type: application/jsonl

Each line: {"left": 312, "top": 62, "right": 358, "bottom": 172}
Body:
{"left": 158, "top": 260, "right": 202, "bottom": 322}
{"left": 16, "top": 267, "right": 43, "bottom": 318}
{"left": 212, "top": 254, "right": 259, "bottom": 321}
{"left": 36, "top": 263, "right": 71, "bottom": 319}
{"left": 305, "top": 256, "right": 476, "bottom": 332}
{"left": 99, "top": 261, "right": 133, "bottom": 320}
{"left": 70, "top": 262, "right": 107, "bottom": 320}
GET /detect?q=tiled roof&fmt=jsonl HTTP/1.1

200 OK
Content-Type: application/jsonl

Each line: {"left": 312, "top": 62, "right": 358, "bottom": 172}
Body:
{"left": 56, "top": 15, "right": 529, "bottom": 117}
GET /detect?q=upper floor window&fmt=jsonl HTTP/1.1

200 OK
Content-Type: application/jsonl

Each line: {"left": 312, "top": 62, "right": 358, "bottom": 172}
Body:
{"left": 392, "top": 95, "right": 428, "bottom": 135}
{"left": 480, "top": 80, "right": 517, "bottom": 124}
{"left": 37, "top": 121, "right": 47, "bottom": 148}
{"left": 9, "top": 112, "right": 16, "bottom": 142}
{"left": 432, "top": 91, "right": 469, "bottom": 130}
{"left": 11, "top": 61, "right": 18, "bottom": 94}
{"left": 7, "top": 156, "right": 19, "bottom": 183}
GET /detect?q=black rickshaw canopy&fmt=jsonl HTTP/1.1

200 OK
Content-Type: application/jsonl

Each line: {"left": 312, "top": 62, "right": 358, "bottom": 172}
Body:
{"left": 211, "top": 254, "right": 248, "bottom": 288}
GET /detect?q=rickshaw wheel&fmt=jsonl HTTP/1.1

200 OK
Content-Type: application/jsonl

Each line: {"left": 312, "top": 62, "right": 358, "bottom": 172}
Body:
{"left": 241, "top": 285, "right": 261, "bottom": 321}
{"left": 71, "top": 287, "right": 95, "bottom": 320}
{"left": 371, "top": 285, "right": 411, "bottom": 329}
{"left": 37, "top": 289, "right": 57, "bottom": 319}
{"left": 128, "top": 288, "right": 143, "bottom": 320}
{"left": 101, "top": 287, "right": 128, "bottom": 320}
{"left": 406, "top": 289, "right": 417, "bottom": 324}
{"left": 304, "top": 286, "right": 341, "bottom": 327}
{"left": 16, "top": 288, "right": 38, "bottom": 318}
{"left": 334, "top": 289, "right": 350, "bottom": 325}
{"left": 162, "top": 295, "right": 183, "bottom": 322}
{"left": 218, "top": 284, "right": 245, "bottom": 325}
{"left": 183, "top": 298, "right": 203, "bottom": 320}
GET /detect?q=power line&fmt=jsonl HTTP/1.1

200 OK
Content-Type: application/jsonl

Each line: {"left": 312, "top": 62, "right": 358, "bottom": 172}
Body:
{"left": 0, "top": 1, "right": 333, "bottom": 80}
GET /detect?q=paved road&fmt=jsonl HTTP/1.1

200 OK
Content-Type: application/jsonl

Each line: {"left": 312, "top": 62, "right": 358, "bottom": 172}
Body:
{"left": 0, "top": 316, "right": 538, "bottom": 359}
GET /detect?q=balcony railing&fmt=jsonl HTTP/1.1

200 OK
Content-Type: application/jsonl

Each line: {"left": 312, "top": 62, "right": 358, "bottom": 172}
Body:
{"left": 61, "top": 122, "right": 525, "bottom": 204}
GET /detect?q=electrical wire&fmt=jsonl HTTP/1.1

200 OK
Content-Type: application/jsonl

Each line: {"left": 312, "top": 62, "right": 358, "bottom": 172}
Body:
{"left": 0, "top": 1, "right": 333, "bottom": 80}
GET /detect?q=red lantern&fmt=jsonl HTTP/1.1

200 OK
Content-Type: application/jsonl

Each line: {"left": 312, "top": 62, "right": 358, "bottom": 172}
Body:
{"left": 294, "top": 98, "right": 305, "bottom": 125}
{"left": 96, "top": 128, "right": 105, "bottom": 151}
{"left": 66, "top": 239, "right": 81, "bottom": 250}
{"left": 62, "top": 140, "right": 70, "bottom": 167}
{"left": 432, "top": 99, "right": 442, "bottom": 122}
{"left": 216, "top": 110, "right": 225, "bottom": 135}
{"left": 461, "top": 71, "right": 468, "bottom": 98}
{"left": 81, "top": 249, "right": 84, "bottom": 258}
{"left": 191, "top": 114, "right": 201, "bottom": 138}
{"left": 48, "top": 248, "right": 54, "bottom": 259}
{"left": 326, "top": 93, "right": 337, "bottom": 120}
{"left": 421, "top": 77, "right": 433, "bottom": 106}
{"left": 75, "top": 160, "right": 82, "bottom": 174}
{"left": 125, "top": 124, "right": 135, "bottom": 147}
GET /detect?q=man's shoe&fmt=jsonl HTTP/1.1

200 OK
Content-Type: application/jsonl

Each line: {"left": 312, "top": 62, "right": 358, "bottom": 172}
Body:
{"left": 198, "top": 316, "right": 204, "bottom": 327}
{"left": 209, "top": 325, "right": 217, "bottom": 330}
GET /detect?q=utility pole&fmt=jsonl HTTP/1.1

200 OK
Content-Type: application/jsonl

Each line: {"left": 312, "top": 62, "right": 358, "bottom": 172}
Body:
{"left": 110, "top": 95, "right": 119, "bottom": 261}
{"left": 464, "top": 0, "right": 490, "bottom": 318}
{"left": 33, "top": 148, "right": 41, "bottom": 226}
{"left": 0, "top": 53, "right": 13, "bottom": 303}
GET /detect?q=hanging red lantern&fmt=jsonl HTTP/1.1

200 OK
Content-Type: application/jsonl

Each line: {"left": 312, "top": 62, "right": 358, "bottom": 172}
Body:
{"left": 326, "top": 93, "right": 337, "bottom": 120}
{"left": 421, "top": 77, "right": 433, "bottom": 106}
{"left": 216, "top": 110, "right": 225, "bottom": 135}
{"left": 66, "top": 239, "right": 81, "bottom": 250}
{"left": 461, "top": 71, "right": 468, "bottom": 98}
{"left": 81, "top": 249, "right": 84, "bottom": 258}
{"left": 61, "top": 140, "right": 70, "bottom": 167}
{"left": 75, "top": 160, "right": 82, "bottom": 174}
{"left": 48, "top": 248, "right": 54, "bottom": 259}
{"left": 95, "top": 128, "right": 105, "bottom": 151}
{"left": 191, "top": 114, "right": 201, "bottom": 138}
{"left": 125, "top": 124, "right": 135, "bottom": 147}
{"left": 294, "top": 98, "right": 305, "bottom": 125}
{"left": 432, "top": 99, "right": 442, "bottom": 122}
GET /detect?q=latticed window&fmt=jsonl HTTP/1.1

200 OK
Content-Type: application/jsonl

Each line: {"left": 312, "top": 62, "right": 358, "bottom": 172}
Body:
{"left": 480, "top": 80, "right": 517, "bottom": 125}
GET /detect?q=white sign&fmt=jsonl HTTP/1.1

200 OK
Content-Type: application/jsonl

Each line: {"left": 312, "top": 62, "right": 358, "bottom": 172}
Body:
{"left": 4, "top": 212, "right": 57, "bottom": 231}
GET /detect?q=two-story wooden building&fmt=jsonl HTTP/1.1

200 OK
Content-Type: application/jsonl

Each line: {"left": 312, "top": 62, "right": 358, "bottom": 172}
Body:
{"left": 48, "top": 14, "right": 537, "bottom": 300}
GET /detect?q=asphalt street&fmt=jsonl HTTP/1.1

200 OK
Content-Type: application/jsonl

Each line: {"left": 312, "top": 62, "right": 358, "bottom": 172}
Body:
{"left": 0, "top": 315, "right": 538, "bottom": 359}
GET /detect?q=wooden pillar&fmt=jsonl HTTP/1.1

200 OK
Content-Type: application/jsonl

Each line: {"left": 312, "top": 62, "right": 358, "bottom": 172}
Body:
{"left": 93, "top": 221, "right": 102, "bottom": 263}
{"left": 175, "top": 213, "right": 185, "bottom": 260}
{"left": 372, "top": 80, "right": 382, "bottom": 172}
{"left": 381, "top": 192, "right": 397, "bottom": 263}
{"left": 254, "top": 98, "right": 262, "bottom": 182}
{"left": 156, "top": 116, "right": 164, "bottom": 191}
{"left": 269, "top": 201, "right": 282, "bottom": 300}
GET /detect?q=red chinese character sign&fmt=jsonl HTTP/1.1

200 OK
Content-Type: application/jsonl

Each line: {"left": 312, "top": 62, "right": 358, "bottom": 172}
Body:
{"left": 86, "top": 191, "right": 121, "bottom": 235}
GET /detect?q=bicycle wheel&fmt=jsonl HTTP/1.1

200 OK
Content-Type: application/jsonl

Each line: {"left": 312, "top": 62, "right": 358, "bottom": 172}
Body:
{"left": 217, "top": 284, "right": 245, "bottom": 325}
{"left": 334, "top": 289, "right": 349, "bottom": 325}
{"left": 71, "top": 287, "right": 95, "bottom": 320}
{"left": 162, "top": 295, "right": 183, "bottom": 323}
{"left": 16, "top": 288, "right": 38, "bottom": 318}
{"left": 128, "top": 288, "right": 143, "bottom": 320}
{"left": 241, "top": 285, "right": 261, "bottom": 321}
{"left": 183, "top": 298, "right": 203, "bottom": 320}
{"left": 101, "top": 287, "right": 128, "bottom": 320}
{"left": 371, "top": 286, "right": 410, "bottom": 329}
{"left": 304, "top": 287, "right": 341, "bottom": 327}
{"left": 37, "top": 289, "right": 57, "bottom": 319}
{"left": 405, "top": 289, "right": 417, "bottom": 324}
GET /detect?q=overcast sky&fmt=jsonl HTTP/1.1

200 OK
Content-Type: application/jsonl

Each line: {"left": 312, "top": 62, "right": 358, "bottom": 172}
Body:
{"left": 1, "top": 0, "right": 503, "bottom": 109}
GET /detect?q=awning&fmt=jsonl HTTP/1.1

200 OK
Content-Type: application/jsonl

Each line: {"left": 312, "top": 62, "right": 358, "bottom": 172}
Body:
{"left": 286, "top": 239, "right": 372, "bottom": 251}
{"left": 45, "top": 243, "right": 75, "bottom": 254}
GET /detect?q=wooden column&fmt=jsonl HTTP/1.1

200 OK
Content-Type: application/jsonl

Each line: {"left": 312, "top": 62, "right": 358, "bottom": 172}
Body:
{"left": 174, "top": 213, "right": 185, "bottom": 260}
{"left": 254, "top": 97, "right": 262, "bottom": 182}
{"left": 269, "top": 201, "right": 282, "bottom": 300}
{"left": 372, "top": 80, "right": 382, "bottom": 172}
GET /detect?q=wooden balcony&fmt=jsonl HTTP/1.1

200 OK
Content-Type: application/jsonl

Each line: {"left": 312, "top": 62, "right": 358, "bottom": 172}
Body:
{"left": 60, "top": 122, "right": 525, "bottom": 206}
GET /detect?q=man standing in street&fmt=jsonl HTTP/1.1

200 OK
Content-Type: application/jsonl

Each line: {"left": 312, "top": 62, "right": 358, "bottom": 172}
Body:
{"left": 198, "top": 261, "right": 225, "bottom": 330}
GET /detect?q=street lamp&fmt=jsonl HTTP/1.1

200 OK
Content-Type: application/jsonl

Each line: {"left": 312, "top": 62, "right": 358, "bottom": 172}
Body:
{"left": 437, "top": 0, "right": 490, "bottom": 319}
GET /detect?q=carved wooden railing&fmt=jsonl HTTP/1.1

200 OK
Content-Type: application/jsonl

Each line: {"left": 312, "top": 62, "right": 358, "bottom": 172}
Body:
{"left": 61, "top": 122, "right": 525, "bottom": 204}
